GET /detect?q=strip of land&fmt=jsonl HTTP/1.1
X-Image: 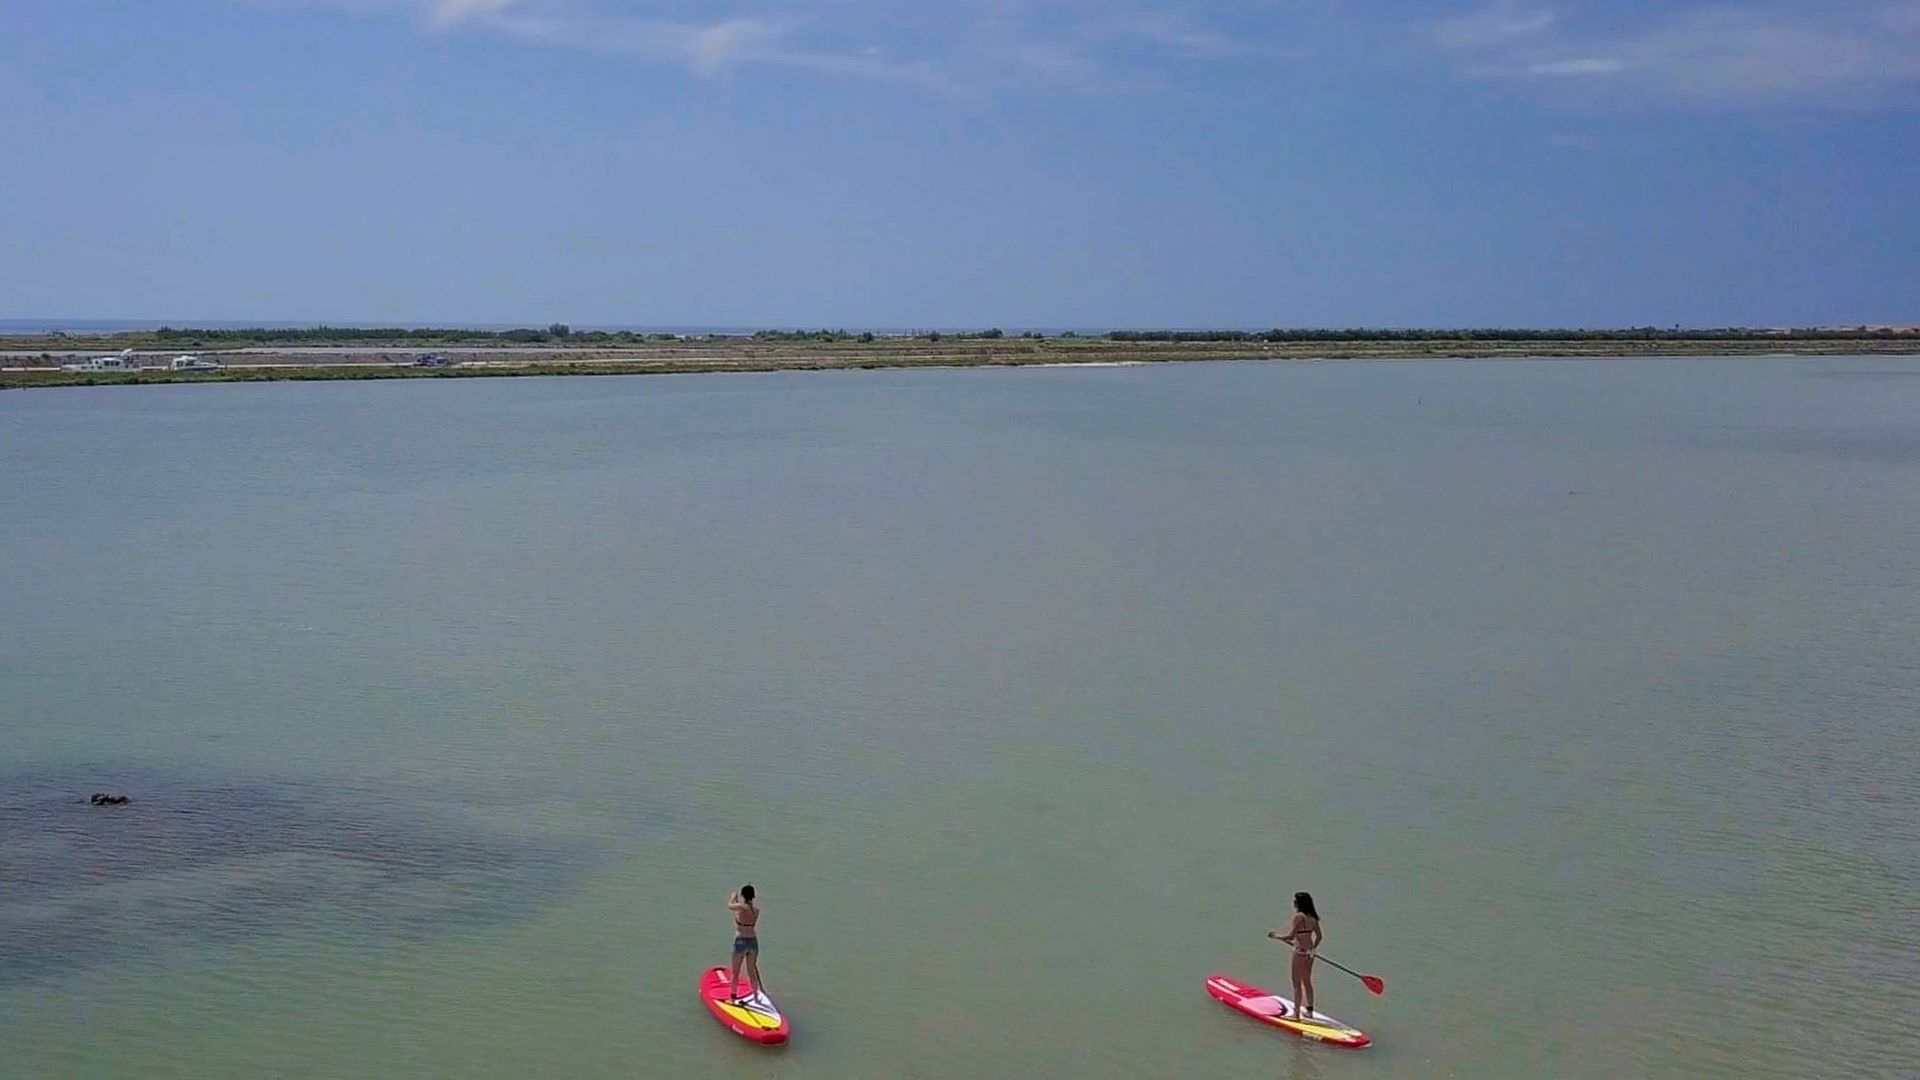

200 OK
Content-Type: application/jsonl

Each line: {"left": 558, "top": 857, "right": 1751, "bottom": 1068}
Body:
{"left": 5, "top": 328, "right": 1918, "bottom": 389}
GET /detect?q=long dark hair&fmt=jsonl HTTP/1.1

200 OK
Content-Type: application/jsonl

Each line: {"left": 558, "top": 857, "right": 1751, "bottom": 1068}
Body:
{"left": 741, "top": 884, "right": 756, "bottom": 903}
{"left": 1293, "top": 891, "right": 1319, "bottom": 920}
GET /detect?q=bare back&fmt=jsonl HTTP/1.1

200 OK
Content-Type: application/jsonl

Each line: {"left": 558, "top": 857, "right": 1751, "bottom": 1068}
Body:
{"left": 1290, "top": 912, "right": 1320, "bottom": 955}
{"left": 730, "top": 899, "right": 759, "bottom": 939}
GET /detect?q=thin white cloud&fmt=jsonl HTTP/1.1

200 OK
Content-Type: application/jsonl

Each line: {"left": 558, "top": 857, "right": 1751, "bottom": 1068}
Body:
{"left": 1527, "top": 57, "right": 1622, "bottom": 76}
{"left": 685, "top": 18, "right": 784, "bottom": 76}
{"left": 231, "top": 1, "right": 1920, "bottom": 108}
{"left": 1429, "top": 4, "right": 1557, "bottom": 49}
{"left": 1431, "top": 1, "right": 1920, "bottom": 108}
{"left": 252, "top": 1, "right": 1278, "bottom": 97}
{"left": 1084, "top": 12, "right": 1253, "bottom": 57}
{"left": 400, "top": 2, "right": 964, "bottom": 92}
{"left": 1007, "top": 42, "right": 1107, "bottom": 88}
{"left": 426, "top": 0, "right": 519, "bottom": 27}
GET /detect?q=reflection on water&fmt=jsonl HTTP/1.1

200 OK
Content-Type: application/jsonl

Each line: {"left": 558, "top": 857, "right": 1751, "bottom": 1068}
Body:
{"left": 1283, "top": 1040, "right": 1326, "bottom": 1080}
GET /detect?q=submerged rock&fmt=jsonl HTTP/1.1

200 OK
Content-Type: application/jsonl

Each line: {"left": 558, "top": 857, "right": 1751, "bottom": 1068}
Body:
{"left": 88, "top": 792, "right": 130, "bottom": 806}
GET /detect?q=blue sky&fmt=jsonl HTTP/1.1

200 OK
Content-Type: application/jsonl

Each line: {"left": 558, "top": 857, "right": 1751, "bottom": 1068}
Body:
{"left": 2, "top": 1, "right": 1916, "bottom": 327}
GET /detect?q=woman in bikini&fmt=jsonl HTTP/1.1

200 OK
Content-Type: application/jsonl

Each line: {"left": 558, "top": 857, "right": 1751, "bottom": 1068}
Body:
{"left": 726, "top": 884, "right": 762, "bottom": 1002}
{"left": 1268, "top": 891, "right": 1322, "bottom": 1019}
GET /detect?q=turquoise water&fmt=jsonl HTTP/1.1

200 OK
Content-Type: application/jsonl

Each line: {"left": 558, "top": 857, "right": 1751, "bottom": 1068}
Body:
{"left": 3, "top": 358, "right": 1917, "bottom": 1077}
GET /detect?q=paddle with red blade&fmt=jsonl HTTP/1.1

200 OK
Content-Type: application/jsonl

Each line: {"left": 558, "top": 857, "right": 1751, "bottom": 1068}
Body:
{"left": 1316, "top": 955, "right": 1385, "bottom": 995}
{"left": 1268, "top": 933, "right": 1386, "bottom": 995}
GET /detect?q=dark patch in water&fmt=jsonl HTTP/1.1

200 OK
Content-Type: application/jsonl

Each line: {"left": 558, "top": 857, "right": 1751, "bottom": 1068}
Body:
{"left": 1738, "top": 428, "right": 1920, "bottom": 464}
{"left": 0, "top": 766, "right": 598, "bottom": 986}
{"left": 1804, "top": 369, "right": 1920, "bottom": 379}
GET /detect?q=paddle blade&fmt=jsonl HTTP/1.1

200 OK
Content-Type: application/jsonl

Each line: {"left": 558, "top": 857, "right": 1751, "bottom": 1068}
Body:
{"left": 1361, "top": 975, "right": 1386, "bottom": 996}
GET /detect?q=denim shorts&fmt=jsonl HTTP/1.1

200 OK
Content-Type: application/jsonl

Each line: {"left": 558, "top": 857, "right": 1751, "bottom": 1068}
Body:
{"left": 732, "top": 936, "right": 759, "bottom": 957}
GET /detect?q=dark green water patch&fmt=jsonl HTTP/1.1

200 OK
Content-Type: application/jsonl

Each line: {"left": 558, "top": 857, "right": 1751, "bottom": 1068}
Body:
{"left": 0, "top": 766, "right": 599, "bottom": 986}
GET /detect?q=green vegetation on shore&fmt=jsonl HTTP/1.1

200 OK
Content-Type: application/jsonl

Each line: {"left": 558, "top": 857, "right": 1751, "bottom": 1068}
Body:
{"left": 1106, "top": 326, "right": 1920, "bottom": 343}
{"left": 7, "top": 323, "right": 1915, "bottom": 354}
{"left": 146, "top": 323, "right": 652, "bottom": 346}
{"left": 5, "top": 326, "right": 1918, "bottom": 390}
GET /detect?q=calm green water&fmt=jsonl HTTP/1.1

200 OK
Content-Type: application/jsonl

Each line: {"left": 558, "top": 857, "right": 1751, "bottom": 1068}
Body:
{"left": 3, "top": 359, "right": 1917, "bottom": 1078}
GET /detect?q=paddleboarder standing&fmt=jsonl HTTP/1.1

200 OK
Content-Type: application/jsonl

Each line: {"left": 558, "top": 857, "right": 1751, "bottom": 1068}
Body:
{"left": 1268, "top": 891, "right": 1321, "bottom": 1018}
{"left": 726, "top": 885, "right": 762, "bottom": 1002}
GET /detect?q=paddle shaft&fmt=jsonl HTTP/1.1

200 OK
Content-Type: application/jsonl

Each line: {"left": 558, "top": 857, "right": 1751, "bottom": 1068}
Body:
{"left": 1269, "top": 934, "right": 1384, "bottom": 994}
{"left": 1312, "top": 954, "right": 1368, "bottom": 984}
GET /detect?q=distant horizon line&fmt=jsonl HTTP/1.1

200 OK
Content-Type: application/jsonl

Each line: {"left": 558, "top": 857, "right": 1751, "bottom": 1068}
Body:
{"left": 5, "top": 319, "right": 1916, "bottom": 336}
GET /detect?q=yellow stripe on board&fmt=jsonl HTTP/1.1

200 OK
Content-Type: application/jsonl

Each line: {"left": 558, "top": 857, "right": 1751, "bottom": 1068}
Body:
{"left": 715, "top": 1001, "right": 781, "bottom": 1029}
{"left": 1267, "top": 1016, "right": 1360, "bottom": 1039}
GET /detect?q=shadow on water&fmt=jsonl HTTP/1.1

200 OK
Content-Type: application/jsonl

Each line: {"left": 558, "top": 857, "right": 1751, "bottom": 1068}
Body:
{"left": 0, "top": 765, "right": 607, "bottom": 987}
{"left": 1283, "top": 1040, "right": 1328, "bottom": 1080}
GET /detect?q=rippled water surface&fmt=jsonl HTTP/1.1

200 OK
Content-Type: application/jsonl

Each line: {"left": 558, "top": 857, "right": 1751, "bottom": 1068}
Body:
{"left": 3, "top": 358, "right": 1917, "bottom": 1078}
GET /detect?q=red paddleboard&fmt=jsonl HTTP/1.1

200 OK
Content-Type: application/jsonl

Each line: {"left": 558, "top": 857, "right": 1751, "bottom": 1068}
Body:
{"left": 700, "top": 966, "right": 789, "bottom": 1045}
{"left": 1205, "top": 973, "right": 1370, "bottom": 1048}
